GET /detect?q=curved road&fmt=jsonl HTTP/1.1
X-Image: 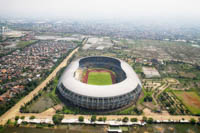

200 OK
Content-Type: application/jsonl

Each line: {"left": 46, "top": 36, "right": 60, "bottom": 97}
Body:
{"left": 0, "top": 47, "right": 79, "bottom": 125}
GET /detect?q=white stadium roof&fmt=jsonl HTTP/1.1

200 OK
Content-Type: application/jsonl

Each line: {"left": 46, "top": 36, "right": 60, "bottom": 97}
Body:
{"left": 59, "top": 56, "right": 142, "bottom": 97}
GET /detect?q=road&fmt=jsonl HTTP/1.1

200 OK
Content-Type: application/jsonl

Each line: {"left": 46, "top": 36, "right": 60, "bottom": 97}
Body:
{"left": 0, "top": 47, "right": 79, "bottom": 125}
{"left": 17, "top": 112, "right": 200, "bottom": 122}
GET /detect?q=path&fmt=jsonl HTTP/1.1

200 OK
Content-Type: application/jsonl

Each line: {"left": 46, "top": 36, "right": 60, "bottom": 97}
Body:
{"left": 0, "top": 47, "right": 79, "bottom": 125}
{"left": 153, "top": 83, "right": 170, "bottom": 105}
{"left": 152, "top": 78, "right": 178, "bottom": 105}
{"left": 38, "top": 104, "right": 63, "bottom": 116}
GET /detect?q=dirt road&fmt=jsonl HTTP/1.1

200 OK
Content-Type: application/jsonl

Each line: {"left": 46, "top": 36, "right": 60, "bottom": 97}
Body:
{"left": 0, "top": 47, "right": 79, "bottom": 125}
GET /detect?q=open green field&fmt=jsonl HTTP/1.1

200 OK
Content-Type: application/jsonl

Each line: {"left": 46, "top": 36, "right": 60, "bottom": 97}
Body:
{"left": 87, "top": 72, "right": 112, "bottom": 85}
{"left": 28, "top": 94, "right": 55, "bottom": 113}
{"left": 174, "top": 91, "right": 200, "bottom": 114}
{"left": 17, "top": 40, "right": 36, "bottom": 48}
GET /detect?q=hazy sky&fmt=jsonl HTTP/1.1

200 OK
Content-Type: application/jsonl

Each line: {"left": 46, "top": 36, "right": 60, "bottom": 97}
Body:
{"left": 1, "top": 0, "right": 200, "bottom": 19}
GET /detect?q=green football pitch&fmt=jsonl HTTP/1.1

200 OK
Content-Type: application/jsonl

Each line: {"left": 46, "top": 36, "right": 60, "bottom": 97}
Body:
{"left": 87, "top": 71, "right": 112, "bottom": 85}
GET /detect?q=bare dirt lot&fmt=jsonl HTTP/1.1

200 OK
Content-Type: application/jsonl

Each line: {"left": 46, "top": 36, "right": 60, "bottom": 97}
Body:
{"left": 174, "top": 91, "right": 200, "bottom": 114}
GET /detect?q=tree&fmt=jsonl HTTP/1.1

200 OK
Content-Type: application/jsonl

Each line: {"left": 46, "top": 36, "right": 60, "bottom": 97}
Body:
{"left": 103, "top": 117, "right": 107, "bottom": 122}
{"left": 20, "top": 116, "right": 25, "bottom": 120}
{"left": 78, "top": 116, "right": 84, "bottom": 122}
{"left": 91, "top": 115, "right": 96, "bottom": 122}
{"left": 98, "top": 117, "right": 103, "bottom": 121}
{"left": 6, "top": 119, "right": 11, "bottom": 125}
{"left": 52, "top": 114, "right": 64, "bottom": 125}
{"left": 130, "top": 118, "right": 138, "bottom": 122}
{"left": 147, "top": 117, "right": 153, "bottom": 124}
{"left": 133, "top": 107, "right": 142, "bottom": 115}
{"left": 144, "top": 94, "right": 153, "bottom": 102}
{"left": 142, "top": 116, "right": 147, "bottom": 122}
{"left": 190, "top": 118, "right": 196, "bottom": 124}
{"left": 169, "top": 107, "right": 176, "bottom": 114}
{"left": 29, "top": 115, "right": 35, "bottom": 120}
{"left": 122, "top": 117, "right": 129, "bottom": 123}
{"left": 15, "top": 116, "right": 19, "bottom": 121}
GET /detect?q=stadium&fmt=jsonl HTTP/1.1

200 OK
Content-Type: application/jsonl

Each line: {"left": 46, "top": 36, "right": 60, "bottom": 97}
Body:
{"left": 57, "top": 56, "right": 142, "bottom": 110}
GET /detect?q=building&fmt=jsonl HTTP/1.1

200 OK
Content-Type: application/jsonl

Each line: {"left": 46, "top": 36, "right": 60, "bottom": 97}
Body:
{"left": 57, "top": 56, "right": 142, "bottom": 110}
{"left": 0, "top": 26, "right": 9, "bottom": 35}
{"left": 142, "top": 67, "right": 160, "bottom": 78}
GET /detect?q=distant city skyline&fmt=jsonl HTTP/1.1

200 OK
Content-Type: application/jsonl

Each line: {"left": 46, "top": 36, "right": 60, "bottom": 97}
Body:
{"left": 0, "top": 0, "right": 200, "bottom": 21}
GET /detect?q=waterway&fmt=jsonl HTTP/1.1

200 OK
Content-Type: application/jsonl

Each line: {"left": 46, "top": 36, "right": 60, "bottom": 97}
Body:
{"left": 1, "top": 124, "right": 200, "bottom": 133}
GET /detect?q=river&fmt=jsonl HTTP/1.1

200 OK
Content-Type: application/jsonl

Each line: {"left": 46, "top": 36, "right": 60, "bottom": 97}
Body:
{"left": 1, "top": 124, "right": 200, "bottom": 133}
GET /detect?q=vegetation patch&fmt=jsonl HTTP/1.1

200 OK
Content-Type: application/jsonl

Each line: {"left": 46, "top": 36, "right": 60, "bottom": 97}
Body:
{"left": 174, "top": 91, "right": 200, "bottom": 114}
{"left": 28, "top": 95, "right": 55, "bottom": 113}
{"left": 17, "top": 40, "right": 37, "bottom": 48}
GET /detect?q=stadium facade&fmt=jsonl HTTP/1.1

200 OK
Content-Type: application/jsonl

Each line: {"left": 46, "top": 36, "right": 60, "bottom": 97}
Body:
{"left": 57, "top": 56, "right": 142, "bottom": 110}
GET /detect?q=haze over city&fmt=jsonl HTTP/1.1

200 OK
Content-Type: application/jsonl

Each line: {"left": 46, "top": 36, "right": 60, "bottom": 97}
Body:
{"left": 1, "top": 0, "right": 200, "bottom": 21}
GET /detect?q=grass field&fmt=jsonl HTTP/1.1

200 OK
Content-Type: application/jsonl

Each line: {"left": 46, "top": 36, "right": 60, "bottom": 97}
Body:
{"left": 28, "top": 94, "right": 55, "bottom": 113}
{"left": 17, "top": 40, "right": 36, "bottom": 48}
{"left": 87, "top": 71, "right": 112, "bottom": 85}
{"left": 174, "top": 91, "right": 200, "bottom": 114}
